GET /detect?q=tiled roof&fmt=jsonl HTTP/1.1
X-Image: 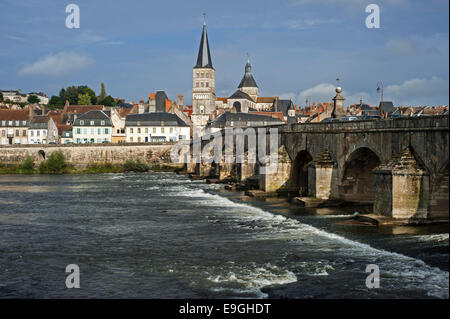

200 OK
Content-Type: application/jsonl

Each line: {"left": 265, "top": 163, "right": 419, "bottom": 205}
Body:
{"left": 66, "top": 105, "right": 104, "bottom": 113}
{"left": 0, "top": 109, "right": 29, "bottom": 121}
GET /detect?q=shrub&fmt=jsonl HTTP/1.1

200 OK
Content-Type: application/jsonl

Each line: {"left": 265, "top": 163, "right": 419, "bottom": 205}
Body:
{"left": 20, "top": 157, "right": 35, "bottom": 170}
{"left": 123, "top": 159, "right": 149, "bottom": 172}
{"left": 39, "top": 151, "right": 68, "bottom": 174}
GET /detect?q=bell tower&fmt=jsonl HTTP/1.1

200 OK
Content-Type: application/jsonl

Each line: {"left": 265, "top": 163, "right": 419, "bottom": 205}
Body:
{"left": 191, "top": 19, "right": 216, "bottom": 138}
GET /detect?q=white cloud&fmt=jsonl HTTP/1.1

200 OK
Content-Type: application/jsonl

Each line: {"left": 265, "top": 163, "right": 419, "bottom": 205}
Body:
{"left": 285, "top": 82, "right": 374, "bottom": 106}
{"left": 19, "top": 51, "right": 93, "bottom": 76}
{"left": 385, "top": 76, "right": 449, "bottom": 103}
{"left": 385, "top": 38, "right": 416, "bottom": 56}
{"left": 286, "top": 18, "right": 336, "bottom": 30}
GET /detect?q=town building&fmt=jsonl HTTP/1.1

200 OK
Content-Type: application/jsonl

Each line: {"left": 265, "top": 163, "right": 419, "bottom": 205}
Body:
{"left": 61, "top": 130, "right": 73, "bottom": 144}
{"left": 125, "top": 112, "right": 190, "bottom": 143}
{"left": 205, "top": 112, "right": 284, "bottom": 134}
{"left": 72, "top": 110, "right": 112, "bottom": 144}
{"left": 0, "top": 107, "right": 32, "bottom": 145}
{"left": 28, "top": 115, "right": 58, "bottom": 144}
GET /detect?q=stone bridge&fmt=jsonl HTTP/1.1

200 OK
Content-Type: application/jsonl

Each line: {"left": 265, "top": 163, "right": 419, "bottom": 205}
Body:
{"left": 187, "top": 115, "right": 449, "bottom": 221}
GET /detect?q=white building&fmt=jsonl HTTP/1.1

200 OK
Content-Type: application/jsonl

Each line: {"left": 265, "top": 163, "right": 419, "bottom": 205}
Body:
{"left": 72, "top": 110, "right": 112, "bottom": 144}
{"left": 61, "top": 130, "right": 73, "bottom": 144}
{"left": 125, "top": 112, "right": 190, "bottom": 143}
{"left": 28, "top": 115, "right": 58, "bottom": 144}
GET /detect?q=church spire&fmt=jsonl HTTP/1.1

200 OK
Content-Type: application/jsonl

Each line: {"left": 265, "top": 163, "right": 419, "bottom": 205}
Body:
{"left": 194, "top": 20, "right": 213, "bottom": 69}
{"left": 238, "top": 59, "right": 258, "bottom": 88}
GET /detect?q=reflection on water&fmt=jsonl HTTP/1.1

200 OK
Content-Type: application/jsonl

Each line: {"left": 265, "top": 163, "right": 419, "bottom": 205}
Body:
{"left": 0, "top": 173, "right": 448, "bottom": 299}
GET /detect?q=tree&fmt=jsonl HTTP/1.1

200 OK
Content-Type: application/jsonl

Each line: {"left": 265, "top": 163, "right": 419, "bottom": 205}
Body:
{"left": 99, "top": 82, "right": 106, "bottom": 101}
{"left": 98, "top": 95, "right": 116, "bottom": 106}
{"left": 58, "top": 85, "right": 97, "bottom": 105}
{"left": 77, "top": 93, "right": 92, "bottom": 105}
{"left": 0, "top": 92, "right": 3, "bottom": 102}
{"left": 27, "top": 95, "right": 41, "bottom": 104}
{"left": 49, "top": 96, "right": 64, "bottom": 108}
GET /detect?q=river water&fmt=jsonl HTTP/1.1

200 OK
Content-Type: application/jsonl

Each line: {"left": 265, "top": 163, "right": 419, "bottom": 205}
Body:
{"left": 0, "top": 173, "right": 448, "bottom": 299}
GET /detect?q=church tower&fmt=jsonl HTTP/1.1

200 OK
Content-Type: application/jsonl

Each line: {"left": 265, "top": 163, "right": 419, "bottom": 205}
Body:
{"left": 191, "top": 21, "right": 216, "bottom": 138}
{"left": 238, "top": 60, "right": 258, "bottom": 101}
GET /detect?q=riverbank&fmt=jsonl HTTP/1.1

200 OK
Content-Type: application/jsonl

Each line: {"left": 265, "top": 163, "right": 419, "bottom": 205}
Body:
{"left": 0, "top": 156, "right": 182, "bottom": 174}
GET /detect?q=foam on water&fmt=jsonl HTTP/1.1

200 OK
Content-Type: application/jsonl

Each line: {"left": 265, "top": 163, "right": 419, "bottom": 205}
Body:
{"left": 179, "top": 187, "right": 449, "bottom": 298}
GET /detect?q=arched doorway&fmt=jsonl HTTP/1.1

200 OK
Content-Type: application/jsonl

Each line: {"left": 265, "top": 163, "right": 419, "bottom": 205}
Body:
{"left": 340, "top": 147, "right": 381, "bottom": 202}
{"left": 291, "top": 150, "right": 313, "bottom": 196}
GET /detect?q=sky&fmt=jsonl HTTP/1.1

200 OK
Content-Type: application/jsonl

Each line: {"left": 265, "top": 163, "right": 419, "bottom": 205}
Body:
{"left": 0, "top": 0, "right": 448, "bottom": 107}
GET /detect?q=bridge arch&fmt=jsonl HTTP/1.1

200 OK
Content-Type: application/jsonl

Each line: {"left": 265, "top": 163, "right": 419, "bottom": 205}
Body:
{"left": 290, "top": 150, "right": 313, "bottom": 196}
{"left": 340, "top": 147, "right": 381, "bottom": 202}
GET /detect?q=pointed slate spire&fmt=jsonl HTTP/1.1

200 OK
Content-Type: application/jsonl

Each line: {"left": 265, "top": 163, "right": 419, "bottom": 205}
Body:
{"left": 238, "top": 60, "right": 258, "bottom": 88}
{"left": 194, "top": 22, "right": 213, "bottom": 69}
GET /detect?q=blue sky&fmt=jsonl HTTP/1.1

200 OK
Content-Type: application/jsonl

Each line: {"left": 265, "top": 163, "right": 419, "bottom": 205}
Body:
{"left": 0, "top": 0, "right": 448, "bottom": 106}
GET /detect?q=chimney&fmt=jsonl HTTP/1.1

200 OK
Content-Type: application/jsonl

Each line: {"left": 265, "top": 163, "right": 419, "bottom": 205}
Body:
{"left": 177, "top": 94, "right": 184, "bottom": 107}
{"left": 41, "top": 104, "right": 46, "bottom": 116}
{"left": 27, "top": 104, "right": 34, "bottom": 120}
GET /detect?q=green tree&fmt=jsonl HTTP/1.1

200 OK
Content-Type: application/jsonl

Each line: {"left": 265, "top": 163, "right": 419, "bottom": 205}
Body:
{"left": 58, "top": 85, "right": 97, "bottom": 105}
{"left": 99, "top": 82, "right": 106, "bottom": 101}
{"left": 98, "top": 95, "right": 116, "bottom": 106}
{"left": 0, "top": 92, "right": 3, "bottom": 102}
{"left": 77, "top": 92, "right": 92, "bottom": 105}
{"left": 27, "top": 95, "right": 40, "bottom": 104}
{"left": 49, "top": 96, "right": 64, "bottom": 108}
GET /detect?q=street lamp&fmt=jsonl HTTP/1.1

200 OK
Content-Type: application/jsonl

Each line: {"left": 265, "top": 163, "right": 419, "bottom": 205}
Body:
{"left": 377, "top": 81, "right": 384, "bottom": 117}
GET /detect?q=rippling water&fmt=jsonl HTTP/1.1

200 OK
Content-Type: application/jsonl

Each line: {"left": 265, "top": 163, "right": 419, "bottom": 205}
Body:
{"left": 0, "top": 173, "right": 448, "bottom": 298}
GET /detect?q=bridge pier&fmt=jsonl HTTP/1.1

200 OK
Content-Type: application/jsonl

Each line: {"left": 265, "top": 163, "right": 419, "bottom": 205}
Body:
{"left": 218, "top": 161, "right": 233, "bottom": 180}
{"left": 311, "top": 150, "right": 335, "bottom": 200}
{"left": 259, "top": 146, "right": 292, "bottom": 193}
{"left": 196, "top": 162, "right": 212, "bottom": 177}
{"left": 373, "top": 147, "right": 430, "bottom": 219}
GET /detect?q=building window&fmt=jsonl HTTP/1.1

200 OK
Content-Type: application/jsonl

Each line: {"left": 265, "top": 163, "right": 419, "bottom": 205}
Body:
{"left": 130, "top": 128, "right": 133, "bottom": 133}
{"left": 200, "top": 105, "right": 205, "bottom": 114}
{"left": 83, "top": 128, "right": 87, "bottom": 134}
{"left": 36, "top": 130, "right": 40, "bottom": 137}
{"left": 161, "top": 127, "right": 165, "bottom": 133}
{"left": 201, "top": 82, "right": 204, "bottom": 87}
{"left": 30, "top": 131, "right": 34, "bottom": 137}
{"left": 196, "top": 72, "right": 200, "bottom": 78}
{"left": 153, "top": 128, "right": 156, "bottom": 133}
{"left": 104, "top": 128, "right": 109, "bottom": 134}
{"left": 80, "top": 120, "right": 84, "bottom": 125}
{"left": 206, "top": 82, "right": 209, "bottom": 87}
{"left": 196, "top": 82, "right": 199, "bottom": 87}
{"left": 76, "top": 128, "right": 81, "bottom": 134}
{"left": 137, "top": 121, "right": 141, "bottom": 126}
{"left": 206, "top": 73, "right": 209, "bottom": 78}
{"left": 43, "top": 131, "right": 46, "bottom": 136}
{"left": 201, "top": 72, "right": 204, "bottom": 78}
{"left": 145, "top": 128, "right": 148, "bottom": 133}
{"left": 90, "top": 121, "right": 94, "bottom": 126}
{"left": 170, "top": 128, "right": 173, "bottom": 133}
{"left": 138, "top": 136, "right": 141, "bottom": 142}
{"left": 137, "top": 128, "right": 141, "bottom": 133}
{"left": 101, "top": 120, "right": 105, "bottom": 126}
{"left": 90, "top": 128, "right": 94, "bottom": 134}
{"left": 98, "top": 128, "right": 101, "bottom": 135}
{"left": 130, "top": 137, "right": 133, "bottom": 142}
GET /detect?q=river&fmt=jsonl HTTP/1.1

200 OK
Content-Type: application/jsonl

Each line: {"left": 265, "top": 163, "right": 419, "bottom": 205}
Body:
{"left": 0, "top": 173, "right": 448, "bottom": 298}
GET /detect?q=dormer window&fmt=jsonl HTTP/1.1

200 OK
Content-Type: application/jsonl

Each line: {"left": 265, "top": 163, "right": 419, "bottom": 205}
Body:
{"left": 101, "top": 120, "right": 105, "bottom": 126}
{"left": 80, "top": 120, "right": 84, "bottom": 125}
{"left": 90, "top": 121, "right": 94, "bottom": 126}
